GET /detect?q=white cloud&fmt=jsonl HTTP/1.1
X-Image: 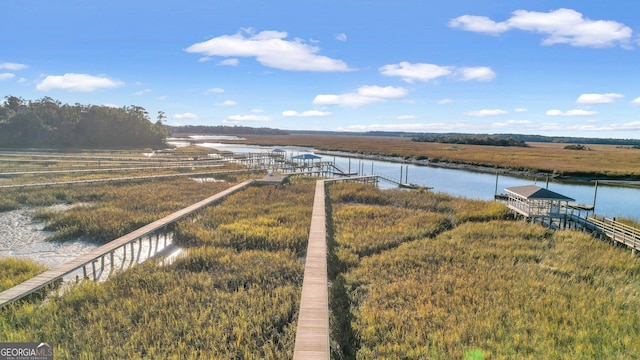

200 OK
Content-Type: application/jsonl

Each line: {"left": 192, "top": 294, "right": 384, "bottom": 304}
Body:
{"left": 185, "top": 29, "right": 351, "bottom": 72}
{"left": 133, "top": 88, "right": 152, "bottom": 96}
{"left": 449, "top": 15, "right": 510, "bottom": 35}
{"left": 546, "top": 109, "right": 598, "bottom": 116}
{"left": 173, "top": 112, "right": 200, "bottom": 120}
{"left": 395, "top": 115, "right": 417, "bottom": 120}
{"left": 576, "top": 93, "right": 623, "bottom": 104}
{"left": 225, "top": 114, "right": 271, "bottom": 122}
{"left": 450, "top": 8, "right": 633, "bottom": 48}
{"left": 206, "top": 87, "right": 225, "bottom": 94}
{"left": 335, "top": 33, "right": 347, "bottom": 42}
{"left": 380, "top": 62, "right": 452, "bottom": 83}
{"left": 438, "top": 98, "right": 453, "bottom": 105}
{"left": 340, "top": 122, "right": 479, "bottom": 133}
{"left": 380, "top": 62, "right": 495, "bottom": 83}
{"left": 455, "top": 67, "right": 496, "bottom": 81}
{"left": 632, "top": 97, "right": 640, "bottom": 105}
{"left": 282, "top": 110, "right": 332, "bottom": 117}
{"left": 215, "top": 100, "right": 237, "bottom": 106}
{"left": 218, "top": 58, "right": 239, "bottom": 66}
{"left": 0, "top": 62, "right": 28, "bottom": 71}
{"left": 312, "top": 85, "right": 408, "bottom": 107}
{"left": 464, "top": 109, "right": 509, "bottom": 117}
{"left": 540, "top": 121, "right": 640, "bottom": 132}
{"left": 0, "top": 73, "right": 15, "bottom": 81}
{"left": 251, "top": 108, "right": 264, "bottom": 113}
{"left": 514, "top": 108, "right": 528, "bottom": 112}
{"left": 36, "top": 73, "right": 123, "bottom": 92}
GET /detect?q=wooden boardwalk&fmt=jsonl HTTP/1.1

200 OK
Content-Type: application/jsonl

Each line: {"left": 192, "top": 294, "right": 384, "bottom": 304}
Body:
{"left": 0, "top": 180, "right": 254, "bottom": 308}
{"left": 293, "top": 180, "right": 330, "bottom": 359}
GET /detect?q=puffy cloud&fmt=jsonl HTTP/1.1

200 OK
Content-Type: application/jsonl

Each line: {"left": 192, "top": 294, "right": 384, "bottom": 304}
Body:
{"left": 36, "top": 73, "right": 123, "bottom": 92}
{"left": 576, "top": 93, "right": 623, "bottom": 104}
{"left": 450, "top": 8, "right": 633, "bottom": 48}
{"left": 225, "top": 114, "right": 271, "bottom": 122}
{"left": 215, "top": 100, "right": 237, "bottom": 106}
{"left": 0, "top": 62, "right": 28, "bottom": 71}
{"left": 632, "top": 97, "right": 640, "bottom": 105}
{"left": 380, "top": 62, "right": 495, "bottom": 83}
{"left": 335, "top": 33, "right": 347, "bottom": 42}
{"left": 395, "top": 115, "right": 417, "bottom": 120}
{"left": 380, "top": 62, "right": 452, "bottom": 83}
{"left": 546, "top": 109, "right": 598, "bottom": 116}
{"left": 0, "top": 73, "right": 15, "bottom": 81}
{"left": 218, "top": 58, "right": 239, "bottom": 66}
{"left": 514, "top": 108, "right": 528, "bottom": 112}
{"left": 282, "top": 110, "right": 332, "bottom": 117}
{"left": 464, "top": 109, "right": 508, "bottom": 117}
{"left": 133, "top": 88, "right": 151, "bottom": 96}
{"left": 312, "top": 85, "right": 408, "bottom": 107}
{"left": 449, "top": 15, "right": 510, "bottom": 35}
{"left": 456, "top": 66, "right": 496, "bottom": 81}
{"left": 173, "top": 112, "right": 199, "bottom": 120}
{"left": 185, "top": 29, "right": 351, "bottom": 71}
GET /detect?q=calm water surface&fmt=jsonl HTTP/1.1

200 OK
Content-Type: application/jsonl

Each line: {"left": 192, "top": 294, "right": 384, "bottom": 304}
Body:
{"left": 194, "top": 142, "right": 640, "bottom": 220}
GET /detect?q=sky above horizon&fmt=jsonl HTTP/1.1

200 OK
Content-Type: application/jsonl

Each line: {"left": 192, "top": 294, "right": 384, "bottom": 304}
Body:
{"left": 2, "top": 1, "right": 640, "bottom": 138}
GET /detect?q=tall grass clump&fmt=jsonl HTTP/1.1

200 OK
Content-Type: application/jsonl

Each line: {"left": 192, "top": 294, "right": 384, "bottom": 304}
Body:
{"left": 0, "top": 258, "right": 47, "bottom": 292}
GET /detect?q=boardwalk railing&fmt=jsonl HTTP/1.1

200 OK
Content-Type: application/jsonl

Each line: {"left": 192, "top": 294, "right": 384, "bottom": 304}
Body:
{"left": 585, "top": 216, "right": 640, "bottom": 252}
{"left": 0, "top": 180, "right": 254, "bottom": 308}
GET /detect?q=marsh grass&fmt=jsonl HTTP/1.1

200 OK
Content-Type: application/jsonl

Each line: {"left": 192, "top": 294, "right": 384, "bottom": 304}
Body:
{"left": 327, "top": 183, "right": 640, "bottom": 359}
{"left": 1, "top": 176, "right": 315, "bottom": 358}
{"left": 26, "top": 178, "right": 240, "bottom": 243}
{"left": 174, "top": 177, "right": 315, "bottom": 255}
{"left": 0, "top": 258, "right": 47, "bottom": 292}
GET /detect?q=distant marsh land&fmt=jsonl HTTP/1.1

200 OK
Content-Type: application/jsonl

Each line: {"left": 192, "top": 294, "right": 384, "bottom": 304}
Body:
{"left": 229, "top": 134, "right": 640, "bottom": 180}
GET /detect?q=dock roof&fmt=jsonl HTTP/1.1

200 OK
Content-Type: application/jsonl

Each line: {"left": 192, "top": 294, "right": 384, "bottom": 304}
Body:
{"left": 505, "top": 185, "right": 574, "bottom": 201}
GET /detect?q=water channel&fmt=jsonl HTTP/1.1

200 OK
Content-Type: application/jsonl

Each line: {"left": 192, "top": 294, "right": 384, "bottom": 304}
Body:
{"left": 191, "top": 141, "right": 639, "bottom": 220}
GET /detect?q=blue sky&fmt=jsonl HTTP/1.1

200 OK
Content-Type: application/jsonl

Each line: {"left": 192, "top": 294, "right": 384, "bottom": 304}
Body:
{"left": 2, "top": 1, "right": 640, "bottom": 138}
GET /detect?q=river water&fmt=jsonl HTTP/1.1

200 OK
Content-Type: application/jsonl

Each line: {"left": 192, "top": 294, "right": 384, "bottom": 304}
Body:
{"left": 191, "top": 142, "right": 639, "bottom": 220}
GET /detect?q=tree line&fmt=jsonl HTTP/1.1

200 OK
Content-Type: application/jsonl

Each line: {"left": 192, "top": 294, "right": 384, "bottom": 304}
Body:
{"left": 0, "top": 96, "right": 167, "bottom": 149}
{"left": 412, "top": 135, "right": 529, "bottom": 147}
{"left": 168, "top": 125, "right": 288, "bottom": 136}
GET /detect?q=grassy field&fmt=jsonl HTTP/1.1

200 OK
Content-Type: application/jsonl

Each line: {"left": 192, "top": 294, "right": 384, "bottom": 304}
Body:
{"left": 230, "top": 134, "right": 640, "bottom": 179}
{"left": 327, "top": 183, "right": 640, "bottom": 359}
{"left": 0, "top": 177, "right": 316, "bottom": 359}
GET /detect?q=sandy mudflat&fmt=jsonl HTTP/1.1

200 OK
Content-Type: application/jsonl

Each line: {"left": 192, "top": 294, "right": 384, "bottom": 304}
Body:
{"left": 0, "top": 208, "right": 99, "bottom": 268}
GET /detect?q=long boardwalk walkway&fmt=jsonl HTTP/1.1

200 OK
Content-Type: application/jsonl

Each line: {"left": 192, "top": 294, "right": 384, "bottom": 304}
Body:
{"left": 293, "top": 180, "right": 330, "bottom": 359}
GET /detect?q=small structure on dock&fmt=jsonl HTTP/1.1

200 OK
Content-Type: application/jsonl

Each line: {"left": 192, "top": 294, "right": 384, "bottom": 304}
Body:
{"left": 504, "top": 185, "right": 574, "bottom": 225}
